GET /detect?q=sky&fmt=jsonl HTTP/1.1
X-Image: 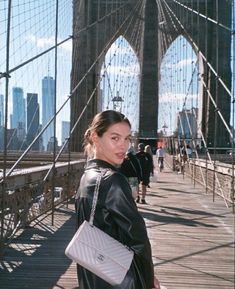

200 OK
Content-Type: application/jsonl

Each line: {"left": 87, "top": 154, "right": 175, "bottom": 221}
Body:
{"left": 100, "top": 37, "right": 140, "bottom": 133}
{"left": 158, "top": 35, "right": 200, "bottom": 136}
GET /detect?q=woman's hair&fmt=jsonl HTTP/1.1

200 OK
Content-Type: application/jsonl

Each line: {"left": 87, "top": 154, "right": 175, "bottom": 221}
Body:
{"left": 83, "top": 110, "right": 131, "bottom": 157}
{"left": 145, "top": 145, "right": 152, "bottom": 155}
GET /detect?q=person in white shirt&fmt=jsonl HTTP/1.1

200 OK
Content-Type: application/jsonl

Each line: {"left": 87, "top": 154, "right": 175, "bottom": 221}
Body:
{"left": 156, "top": 147, "right": 165, "bottom": 171}
{"left": 186, "top": 145, "right": 193, "bottom": 159}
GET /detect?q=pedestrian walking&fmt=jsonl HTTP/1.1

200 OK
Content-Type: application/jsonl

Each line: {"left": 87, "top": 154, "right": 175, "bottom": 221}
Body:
{"left": 144, "top": 145, "right": 154, "bottom": 186}
{"left": 186, "top": 144, "right": 193, "bottom": 159}
{"left": 75, "top": 110, "right": 160, "bottom": 289}
{"left": 156, "top": 146, "right": 165, "bottom": 172}
{"left": 119, "top": 146, "right": 142, "bottom": 199}
{"left": 136, "top": 143, "right": 153, "bottom": 204}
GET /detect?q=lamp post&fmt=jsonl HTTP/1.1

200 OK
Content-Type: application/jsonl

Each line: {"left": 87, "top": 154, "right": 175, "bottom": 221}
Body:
{"left": 162, "top": 123, "right": 168, "bottom": 135}
{"left": 112, "top": 91, "right": 124, "bottom": 112}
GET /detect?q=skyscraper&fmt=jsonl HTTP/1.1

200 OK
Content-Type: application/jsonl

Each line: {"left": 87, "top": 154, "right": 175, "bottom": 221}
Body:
{"left": 42, "top": 76, "right": 55, "bottom": 151}
{"left": 177, "top": 108, "right": 198, "bottom": 141}
{"left": 61, "top": 120, "right": 70, "bottom": 152}
{"left": 0, "top": 94, "right": 4, "bottom": 127}
{"left": 27, "top": 93, "right": 39, "bottom": 151}
{"left": 61, "top": 121, "right": 70, "bottom": 145}
{"left": 11, "top": 87, "right": 26, "bottom": 130}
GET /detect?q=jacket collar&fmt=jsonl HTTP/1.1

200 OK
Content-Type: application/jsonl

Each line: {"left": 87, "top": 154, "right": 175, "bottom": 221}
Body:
{"left": 85, "top": 159, "right": 118, "bottom": 171}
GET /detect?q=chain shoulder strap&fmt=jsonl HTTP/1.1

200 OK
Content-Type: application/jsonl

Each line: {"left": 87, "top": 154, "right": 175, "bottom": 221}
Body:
{"left": 89, "top": 169, "right": 108, "bottom": 225}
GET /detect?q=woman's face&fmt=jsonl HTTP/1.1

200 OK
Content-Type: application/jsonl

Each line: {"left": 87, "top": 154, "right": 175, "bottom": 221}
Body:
{"left": 93, "top": 121, "right": 131, "bottom": 166}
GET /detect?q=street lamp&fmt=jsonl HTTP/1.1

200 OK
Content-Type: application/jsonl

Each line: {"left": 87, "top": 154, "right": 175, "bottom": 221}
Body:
{"left": 162, "top": 123, "right": 168, "bottom": 135}
{"left": 112, "top": 91, "right": 124, "bottom": 112}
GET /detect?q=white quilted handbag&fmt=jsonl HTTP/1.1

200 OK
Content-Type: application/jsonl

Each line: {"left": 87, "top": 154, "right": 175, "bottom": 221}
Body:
{"left": 65, "top": 171, "right": 134, "bottom": 286}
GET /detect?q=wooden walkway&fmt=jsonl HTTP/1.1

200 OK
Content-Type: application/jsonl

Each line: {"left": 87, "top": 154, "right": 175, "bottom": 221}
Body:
{"left": 0, "top": 166, "right": 234, "bottom": 289}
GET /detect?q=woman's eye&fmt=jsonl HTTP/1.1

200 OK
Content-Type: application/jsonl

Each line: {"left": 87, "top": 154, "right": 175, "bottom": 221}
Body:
{"left": 112, "top": 137, "right": 119, "bottom": 141}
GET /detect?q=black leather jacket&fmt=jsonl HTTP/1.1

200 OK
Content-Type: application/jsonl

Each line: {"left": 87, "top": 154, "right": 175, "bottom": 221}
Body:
{"left": 75, "top": 159, "right": 154, "bottom": 289}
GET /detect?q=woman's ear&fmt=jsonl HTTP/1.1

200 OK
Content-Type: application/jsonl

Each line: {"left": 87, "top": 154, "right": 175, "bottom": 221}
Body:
{"left": 91, "top": 131, "right": 98, "bottom": 145}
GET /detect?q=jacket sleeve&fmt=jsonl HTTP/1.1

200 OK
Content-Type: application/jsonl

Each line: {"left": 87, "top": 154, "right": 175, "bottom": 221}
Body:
{"left": 103, "top": 172, "right": 154, "bottom": 286}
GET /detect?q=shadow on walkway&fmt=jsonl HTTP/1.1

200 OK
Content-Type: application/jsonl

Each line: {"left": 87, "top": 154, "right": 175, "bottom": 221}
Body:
{"left": 0, "top": 204, "right": 79, "bottom": 289}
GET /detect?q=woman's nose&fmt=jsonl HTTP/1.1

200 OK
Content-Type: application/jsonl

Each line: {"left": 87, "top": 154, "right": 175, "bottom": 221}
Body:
{"left": 121, "top": 139, "right": 129, "bottom": 150}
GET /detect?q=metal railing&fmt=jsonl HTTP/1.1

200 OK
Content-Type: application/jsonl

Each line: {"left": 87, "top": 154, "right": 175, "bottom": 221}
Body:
{"left": 0, "top": 159, "right": 85, "bottom": 254}
{"left": 166, "top": 153, "right": 235, "bottom": 211}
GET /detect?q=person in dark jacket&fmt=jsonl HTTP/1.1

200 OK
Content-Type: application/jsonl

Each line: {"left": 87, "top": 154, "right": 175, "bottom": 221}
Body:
{"left": 135, "top": 143, "right": 153, "bottom": 204}
{"left": 144, "top": 145, "right": 154, "bottom": 188}
{"left": 119, "top": 146, "right": 142, "bottom": 199}
{"left": 75, "top": 110, "right": 160, "bottom": 289}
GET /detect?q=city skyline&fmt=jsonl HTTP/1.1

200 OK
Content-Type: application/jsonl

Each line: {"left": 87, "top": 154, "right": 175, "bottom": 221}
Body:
{"left": 0, "top": 0, "right": 73, "bottom": 148}
{"left": 0, "top": 76, "right": 70, "bottom": 150}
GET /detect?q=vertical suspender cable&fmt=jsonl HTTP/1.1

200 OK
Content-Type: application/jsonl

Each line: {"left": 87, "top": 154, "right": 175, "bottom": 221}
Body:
{"left": 51, "top": 0, "right": 59, "bottom": 226}
{"left": 86, "top": 0, "right": 91, "bottom": 116}
{"left": 212, "top": 0, "right": 219, "bottom": 202}
{"left": 205, "top": 0, "right": 208, "bottom": 194}
{"left": 96, "top": 0, "right": 100, "bottom": 109}
{"left": 231, "top": 0, "right": 235, "bottom": 213}
{"left": 1, "top": 0, "right": 12, "bottom": 252}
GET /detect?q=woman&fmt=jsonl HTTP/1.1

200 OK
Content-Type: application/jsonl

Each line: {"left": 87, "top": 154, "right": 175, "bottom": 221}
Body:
{"left": 144, "top": 145, "right": 154, "bottom": 176}
{"left": 75, "top": 110, "right": 160, "bottom": 289}
{"left": 135, "top": 143, "right": 153, "bottom": 204}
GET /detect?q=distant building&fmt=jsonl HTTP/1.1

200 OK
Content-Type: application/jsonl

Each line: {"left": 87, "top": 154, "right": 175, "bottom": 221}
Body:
{"left": 0, "top": 126, "right": 3, "bottom": 150}
{"left": 47, "top": 136, "right": 58, "bottom": 152}
{"left": 177, "top": 108, "right": 198, "bottom": 141}
{"left": 5, "top": 128, "right": 19, "bottom": 150}
{"left": 11, "top": 87, "right": 26, "bottom": 130}
{"left": 42, "top": 76, "right": 55, "bottom": 151}
{"left": 27, "top": 93, "right": 39, "bottom": 151}
{"left": 0, "top": 94, "right": 4, "bottom": 127}
{"left": 61, "top": 121, "right": 70, "bottom": 144}
{"left": 16, "top": 121, "right": 26, "bottom": 143}
{"left": 38, "top": 124, "right": 44, "bottom": 151}
{"left": 61, "top": 121, "right": 70, "bottom": 152}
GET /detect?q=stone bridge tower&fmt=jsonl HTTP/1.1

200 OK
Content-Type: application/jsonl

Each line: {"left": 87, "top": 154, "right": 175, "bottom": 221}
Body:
{"left": 70, "top": 0, "right": 232, "bottom": 151}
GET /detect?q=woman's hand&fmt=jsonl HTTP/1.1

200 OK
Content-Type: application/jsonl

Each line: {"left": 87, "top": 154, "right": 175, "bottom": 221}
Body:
{"left": 152, "top": 276, "right": 161, "bottom": 289}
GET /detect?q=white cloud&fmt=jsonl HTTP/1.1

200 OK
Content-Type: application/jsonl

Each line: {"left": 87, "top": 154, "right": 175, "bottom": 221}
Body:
{"left": 37, "top": 36, "right": 55, "bottom": 48}
{"left": 177, "top": 58, "right": 197, "bottom": 67}
{"left": 163, "top": 57, "right": 197, "bottom": 69}
{"left": 159, "top": 92, "right": 199, "bottom": 103}
{"left": 61, "top": 40, "right": 72, "bottom": 52}
{"left": 101, "top": 63, "right": 140, "bottom": 76}
{"left": 26, "top": 35, "right": 72, "bottom": 52}
{"left": 27, "top": 35, "right": 54, "bottom": 47}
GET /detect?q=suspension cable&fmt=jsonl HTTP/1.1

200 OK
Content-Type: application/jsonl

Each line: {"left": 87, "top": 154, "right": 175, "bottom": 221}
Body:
{"left": 1, "top": 0, "right": 144, "bottom": 181}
